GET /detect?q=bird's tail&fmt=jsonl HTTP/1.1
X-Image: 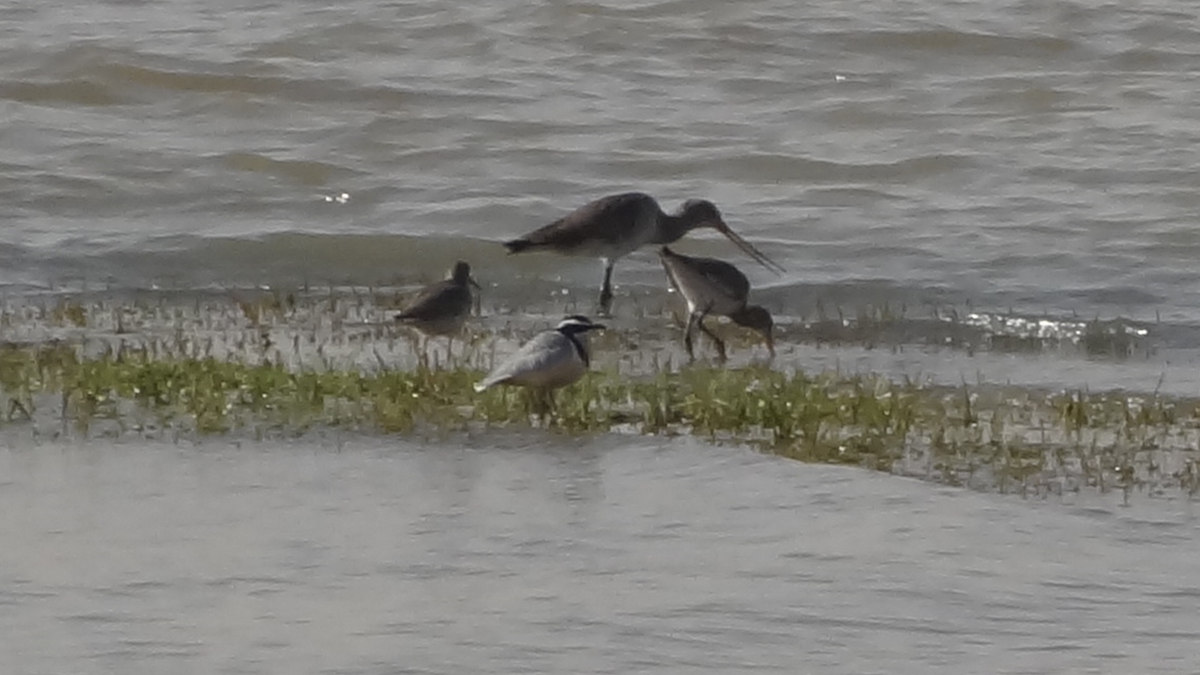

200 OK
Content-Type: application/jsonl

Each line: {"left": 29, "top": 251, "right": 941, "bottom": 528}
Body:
{"left": 503, "top": 238, "right": 534, "bottom": 254}
{"left": 473, "top": 382, "right": 489, "bottom": 393}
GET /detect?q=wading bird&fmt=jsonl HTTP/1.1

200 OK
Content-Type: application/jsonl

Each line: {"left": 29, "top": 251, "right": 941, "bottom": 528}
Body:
{"left": 659, "top": 246, "right": 775, "bottom": 362}
{"left": 395, "top": 260, "right": 480, "bottom": 352}
{"left": 504, "top": 192, "right": 782, "bottom": 314}
{"left": 474, "top": 315, "right": 606, "bottom": 412}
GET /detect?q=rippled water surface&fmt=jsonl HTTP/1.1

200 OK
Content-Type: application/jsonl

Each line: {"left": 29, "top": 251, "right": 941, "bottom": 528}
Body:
{"left": 4, "top": 0, "right": 1200, "bottom": 311}
{"left": 2, "top": 437, "right": 1198, "bottom": 674}
{"left": 6, "top": 0, "right": 1200, "bottom": 392}
{"left": 5, "top": 2, "right": 1200, "bottom": 671}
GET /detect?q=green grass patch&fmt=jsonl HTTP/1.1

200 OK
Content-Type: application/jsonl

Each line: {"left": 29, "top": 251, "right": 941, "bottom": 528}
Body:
{"left": 1, "top": 340, "right": 1198, "bottom": 499}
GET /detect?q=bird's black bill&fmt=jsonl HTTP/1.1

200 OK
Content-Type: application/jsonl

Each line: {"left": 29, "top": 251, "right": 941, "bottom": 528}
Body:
{"left": 715, "top": 222, "right": 785, "bottom": 275}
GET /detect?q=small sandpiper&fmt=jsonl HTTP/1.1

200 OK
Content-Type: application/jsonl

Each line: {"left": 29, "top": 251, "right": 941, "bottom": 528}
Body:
{"left": 394, "top": 260, "right": 480, "bottom": 351}
{"left": 659, "top": 246, "right": 775, "bottom": 362}
{"left": 504, "top": 192, "right": 782, "bottom": 315}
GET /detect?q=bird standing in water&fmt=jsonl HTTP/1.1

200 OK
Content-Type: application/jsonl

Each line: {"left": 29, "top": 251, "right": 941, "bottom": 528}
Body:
{"left": 394, "top": 260, "right": 481, "bottom": 354}
{"left": 504, "top": 192, "right": 782, "bottom": 315}
{"left": 659, "top": 246, "right": 775, "bottom": 362}
{"left": 474, "top": 315, "right": 606, "bottom": 413}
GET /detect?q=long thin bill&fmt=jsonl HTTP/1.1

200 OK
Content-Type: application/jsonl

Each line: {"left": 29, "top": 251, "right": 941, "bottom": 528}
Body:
{"left": 716, "top": 222, "right": 785, "bottom": 274}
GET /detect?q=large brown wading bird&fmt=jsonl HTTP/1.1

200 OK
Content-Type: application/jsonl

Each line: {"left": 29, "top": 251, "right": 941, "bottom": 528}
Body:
{"left": 504, "top": 192, "right": 782, "bottom": 314}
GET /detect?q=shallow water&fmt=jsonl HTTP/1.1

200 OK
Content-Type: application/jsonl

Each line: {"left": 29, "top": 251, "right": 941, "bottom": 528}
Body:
{"left": 5, "top": 3, "right": 1200, "bottom": 671}
{"left": 4, "top": 0, "right": 1200, "bottom": 394}
{"left": 2, "top": 436, "right": 1197, "bottom": 674}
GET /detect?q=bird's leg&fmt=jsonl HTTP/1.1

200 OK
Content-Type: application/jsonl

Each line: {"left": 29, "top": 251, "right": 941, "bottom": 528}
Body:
{"left": 402, "top": 328, "right": 421, "bottom": 355}
{"left": 597, "top": 259, "right": 615, "bottom": 316}
{"left": 683, "top": 311, "right": 700, "bottom": 362}
{"left": 697, "top": 312, "right": 727, "bottom": 362}
{"left": 523, "top": 388, "right": 542, "bottom": 419}
{"left": 531, "top": 388, "right": 555, "bottom": 425}
{"left": 416, "top": 334, "right": 430, "bottom": 369}
{"left": 545, "top": 390, "right": 559, "bottom": 426}
{"left": 471, "top": 280, "right": 483, "bottom": 316}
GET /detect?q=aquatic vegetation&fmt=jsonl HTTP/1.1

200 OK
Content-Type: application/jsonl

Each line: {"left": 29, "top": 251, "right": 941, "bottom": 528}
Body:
{"left": 1, "top": 336, "right": 1198, "bottom": 501}
{"left": 0, "top": 291, "right": 1192, "bottom": 500}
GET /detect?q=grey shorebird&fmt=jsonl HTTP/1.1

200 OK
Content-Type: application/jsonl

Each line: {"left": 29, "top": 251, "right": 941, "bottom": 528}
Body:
{"left": 659, "top": 246, "right": 775, "bottom": 362}
{"left": 394, "top": 260, "right": 481, "bottom": 351}
{"left": 504, "top": 192, "right": 783, "bottom": 314}
{"left": 474, "top": 315, "right": 606, "bottom": 410}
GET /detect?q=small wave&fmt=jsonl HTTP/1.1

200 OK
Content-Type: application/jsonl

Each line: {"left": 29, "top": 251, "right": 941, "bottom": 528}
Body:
{"left": 711, "top": 152, "right": 976, "bottom": 184}
{"left": 951, "top": 81, "right": 1092, "bottom": 115}
{"left": 99, "top": 61, "right": 417, "bottom": 109}
{"left": 8, "top": 43, "right": 421, "bottom": 110}
{"left": 1103, "top": 47, "right": 1197, "bottom": 72}
{"left": 0, "top": 79, "right": 123, "bottom": 107}
{"left": 220, "top": 153, "right": 344, "bottom": 187}
{"left": 801, "top": 186, "right": 911, "bottom": 206}
{"left": 832, "top": 29, "right": 1080, "bottom": 60}
{"left": 1, "top": 233, "right": 513, "bottom": 292}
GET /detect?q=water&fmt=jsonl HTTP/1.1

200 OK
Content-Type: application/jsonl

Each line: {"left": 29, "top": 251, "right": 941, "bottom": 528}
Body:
{"left": 5, "top": 2, "right": 1200, "bottom": 671}
{"left": 2, "top": 436, "right": 1197, "bottom": 674}
{"left": 5, "top": 3, "right": 1200, "bottom": 343}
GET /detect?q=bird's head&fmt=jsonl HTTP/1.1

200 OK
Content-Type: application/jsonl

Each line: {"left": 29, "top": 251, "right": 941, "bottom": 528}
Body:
{"left": 677, "top": 200, "right": 784, "bottom": 275}
{"left": 451, "top": 260, "right": 482, "bottom": 290}
{"left": 730, "top": 305, "right": 775, "bottom": 358}
{"left": 679, "top": 199, "right": 725, "bottom": 230}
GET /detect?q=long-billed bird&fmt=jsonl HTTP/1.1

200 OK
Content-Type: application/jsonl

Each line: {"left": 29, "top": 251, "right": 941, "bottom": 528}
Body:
{"left": 504, "top": 192, "right": 782, "bottom": 314}
{"left": 659, "top": 246, "right": 775, "bottom": 362}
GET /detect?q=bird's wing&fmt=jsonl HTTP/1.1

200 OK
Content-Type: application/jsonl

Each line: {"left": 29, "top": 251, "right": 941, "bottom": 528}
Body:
{"left": 477, "top": 331, "right": 570, "bottom": 388}
{"left": 507, "top": 193, "right": 656, "bottom": 251}
{"left": 396, "top": 281, "right": 471, "bottom": 321}
{"left": 663, "top": 251, "right": 751, "bottom": 307}
{"left": 692, "top": 256, "right": 751, "bottom": 301}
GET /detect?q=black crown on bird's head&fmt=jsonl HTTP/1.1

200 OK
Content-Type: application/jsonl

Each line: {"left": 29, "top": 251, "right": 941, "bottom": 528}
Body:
{"left": 556, "top": 315, "right": 606, "bottom": 334}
